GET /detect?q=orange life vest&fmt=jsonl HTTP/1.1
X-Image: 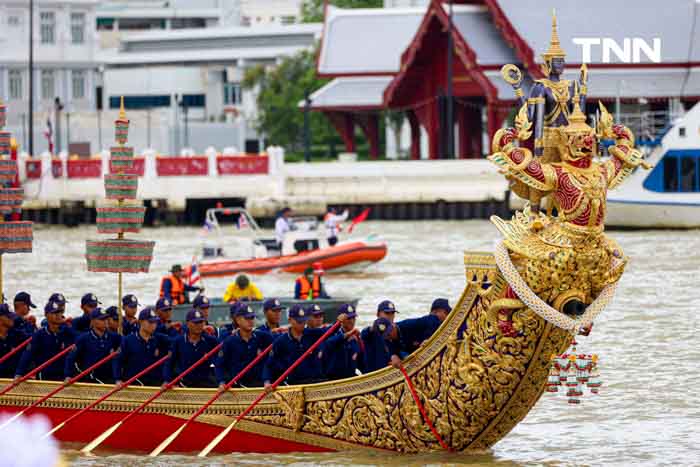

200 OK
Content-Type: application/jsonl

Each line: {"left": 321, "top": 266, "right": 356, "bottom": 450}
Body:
{"left": 297, "top": 275, "right": 321, "bottom": 300}
{"left": 160, "top": 274, "right": 185, "bottom": 305}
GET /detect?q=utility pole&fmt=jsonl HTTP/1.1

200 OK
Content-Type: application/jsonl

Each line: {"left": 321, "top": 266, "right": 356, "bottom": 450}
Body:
{"left": 303, "top": 90, "right": 311, "bottom": 162}
{"left": 66, "top": 112, "right": 70, "bottom": 153}
{"left": 446, "top": 0, "right": 454, "bottom": 159}
{"left": 183, "top": 101, "right": 189, "bottom": 148}
{"left": 54, "top": 97, "right": 63, "bottom": 154}
{"left": 28, "top": 0, "right": 34, "bottom": 156}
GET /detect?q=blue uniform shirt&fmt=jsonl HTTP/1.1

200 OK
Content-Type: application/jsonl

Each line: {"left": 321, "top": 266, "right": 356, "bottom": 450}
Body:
{"left": 72, "top": 313, "right": 92, "bottom": 333}
{"left": 113, "top": 332, "right": 171, "bottom": 386}
{"left": 164, "top": 333, "right": 218, "bottom": 387}
{"left": 396, "top": 314, "right": 441, "bottom": 355}
{"left": 323, "top": 329, "right": 363, "bottom": 380}
{"left": 360, "top": 327, "right": 403, "bottom": 374}
{"left": 0, "top": 328, "right": 29, "bottom": 378}
{"left": 262, "top": 327, "right": 325, "bottom": 385}
{"left": 156, "top": 322, "right": 181, "bottom": 340}
{"left": 122, "top": 319, "right": 139, "bottom": 336}
{"left": 218, "top": 323, "right": 235, "bottom": 341}
{"left": 255, "top": 323, "right": 283, "bottom": 341}
{"left": 16, "top": 326, "right": 77, "bottom": 380}
{"left": 13, "top": 316, "right": 36, "bottom": 336}
{"left": 64, "top": 330, "right": 121, "bottom": 382}
{"left": 215, "top": 330, "right": 273, "bottom": 387}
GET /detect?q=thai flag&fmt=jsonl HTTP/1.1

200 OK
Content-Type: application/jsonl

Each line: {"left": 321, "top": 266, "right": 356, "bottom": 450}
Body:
{"left": 187, "top": 257, "right": 200, "bottom": 286}
{"left": 237, "top": 214, "right": 249, "bottom": 230}
{"left": 44, "top": 117, "right": 53, "bottom": 154}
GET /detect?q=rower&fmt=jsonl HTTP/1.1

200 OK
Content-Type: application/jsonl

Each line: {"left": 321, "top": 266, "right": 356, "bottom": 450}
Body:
{"left": 122, "top": 294, "right": 140, "bottom": 335}
{"left": 324, "top": 207, "right": 349, "bottom": 246}
{"left": 13, "top": 292, "right": 37, "bottom": 336}
{"left": 323, "top": 304, "right": 362, "bottom": 380}
{"left": 218, "top": 302, "right": 239, "bottom": 341}
{"left": 306, "top": 303, "right": 325, "bottom": 329}
{"left": 73, "top": 293, "right": 102, "bottom": 333}
{"left": 64, "top": 308, "right": 121, "bottom": 384}
{"left": 256, "top": 298, "right": 285, "bottom": 338}
{"left": 216, "top": 304, "right": 274, "bottom": 388}
{"left": 105, "top": 306, "right": 121, "bottom": 334}
{"left": 15, "top": 301, "right": 77, "bottom": 381}
{"left": 114, "top": 307, "right": 171, "bottom": 387}
{"left": 160, "top": 264, "right": 203, "bottom": 305}
{"left": 294, "top": 264, "right": 330, "bottom": 300}
{"left": 164, "top": 309, "right": 218, "bottom": 388}
{"left": 361, "top": 317, "right": 403, "bottom": 373}
{"left": 192, "top": 294, "right": 216, "bottom": 337}
{"left": 274, "top": 207, "right": 293, "bottom": 251}
{"left": 154, "top": 298, "right": 181, "bottom": 339}
{"left": 0, "top": 304, "right": 28, "bottom": 378}
{"left": 396, "top": 298, "right": 451, "bottom": 355}
{"left": 376, "top": 300, "right": 399, "bottom": 323}
{"left": 223, "top": 274, "right": 263, "bottom": 303}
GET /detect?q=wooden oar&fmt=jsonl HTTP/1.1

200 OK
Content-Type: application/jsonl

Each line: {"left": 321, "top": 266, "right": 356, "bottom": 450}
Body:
{"left": 0, "top": 350, "right": 119, "bottom": 430}
{"left": 149, "top": 342, "right": 274, "bottom": 457}
{"left": 43, "top": 354, "right": 170, "bottom": 439}
{"left": 0, "top": 336, "right": 31, "bottom": 366}
{"left": 197, "top": 320, "right": 342, "bottom": 457}
{"left": 80, "top": 342, "right": 223, "bottom": 454}
{"left": 0, "top": 344, "right": 76, "bottom": 396}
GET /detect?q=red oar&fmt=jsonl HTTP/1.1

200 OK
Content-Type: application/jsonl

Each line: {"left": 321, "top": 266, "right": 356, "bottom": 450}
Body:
{"left": 0, "top": 350, "right": 119, "bottom": 430}
{"left": 149, "top": 342, "right": 274, "bottom": 457}
{"left": 197, "top": 320, "right": 342, "bottom": 457}
{"left": 0, "top": 336, "right": 31, "bottom": 366}
{"left": 0, "top": 344, "right": 76, "bottom": 396}
{"left": 43, "top": 354, "right": 170, "bottom": 439}
{"left": 80, "top": 342, "right": 223, "bottom": 454}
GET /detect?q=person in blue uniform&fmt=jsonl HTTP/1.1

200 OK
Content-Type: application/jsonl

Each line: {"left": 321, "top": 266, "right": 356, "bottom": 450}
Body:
{"left": 105, "top": 306, "right": 120, "bottom": 334}
{"left": 256, "top": 298, "right": 285, "bottom": 339}
{"left": 191, "top": 294, "right": 218, "bottom": 338}
{"left": 113, "top": 307, "right": 171, "bottom": 387}
{"left": 376, "top": 300, "right": 399, "bottom": 323}
{"left": 13, "top": 292, "right": 37, "bottom": 336}
{"left": 64, "top": 308, "right": 121, "bottom": 383}
{"left": 306, "top": 304, "right": 325, "bottom": 329}
{"left": 122, "top": 294, "right": 140, "bottom": 335}
{"left": 72, "top": 293, "right": 101, "bottom": 333}
{"left": 39, "top": 293, "right": 67, "bottom": 329}
{"left": 218, "top": 302, "right": 240, "bottom": 341}
{"left": 396, "top": 298, "right": 451, "bottom": 355}
{"left": 15, "top": 301, "right": 77, "bottom": 381}
{"left": 0, "top": 304, "right": 28, "bottom": 378}
{"left": 163, "top": 309, "right": 218, "bottom": 388}
{"left": 361, "top": 317, "right": 403, "bottom": 373}
{"left": 323, "top": 304, "right": 363, "bottom": 380}
{"left": 154, "top": 298, "right": 181, "bottom": 339}
{"left": 216, "top": 304, "right": 274, "bottom": 388}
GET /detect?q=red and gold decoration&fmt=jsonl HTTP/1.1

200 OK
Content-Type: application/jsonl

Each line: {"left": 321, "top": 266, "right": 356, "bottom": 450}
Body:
{"left": 546, "top": 340, "right": 602, "bottom": 404}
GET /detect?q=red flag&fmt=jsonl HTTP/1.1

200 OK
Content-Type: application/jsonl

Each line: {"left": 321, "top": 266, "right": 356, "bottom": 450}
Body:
{"left": 347, "top": 208, "right": 370, "bottom": 233}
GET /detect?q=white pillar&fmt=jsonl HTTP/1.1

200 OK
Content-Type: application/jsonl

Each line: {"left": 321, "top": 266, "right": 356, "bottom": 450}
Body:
{"left": 205, "top": 146, "right": 218, "bottom": 176}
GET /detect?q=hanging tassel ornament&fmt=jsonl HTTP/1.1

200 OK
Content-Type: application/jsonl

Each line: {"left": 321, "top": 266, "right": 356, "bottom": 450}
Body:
{"left": 547, "top": 340, "right": 602, "bottom": 404}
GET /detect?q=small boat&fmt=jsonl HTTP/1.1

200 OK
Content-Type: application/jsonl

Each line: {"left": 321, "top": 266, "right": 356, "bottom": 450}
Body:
{"left": 196, "top": 208, "right": 388, "bottom": 277}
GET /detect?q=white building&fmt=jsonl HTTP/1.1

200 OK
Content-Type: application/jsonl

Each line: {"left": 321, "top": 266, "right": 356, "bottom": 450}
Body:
{"left": 239, "top": 0, "right": 304, "bottom": 26}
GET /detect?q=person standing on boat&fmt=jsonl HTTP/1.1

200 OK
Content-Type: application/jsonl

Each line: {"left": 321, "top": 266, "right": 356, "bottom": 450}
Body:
{"left": 105, "top": 306, "right": 121, "bottom": 334}
{"left": 72, "top": 293, "right": 102, "bottom": 333}
{"left": 154, "top": 298, "right": 182, "bottom": 339}
{"left": 274, "top": 207, "right": 294, "bottom": 251}
{"left": 163, "top": 309, "right": 218, "bottom": 388}
{"left": 122, "top": 294, "right": 140, "bottom": 335}
{"left": 223, "top": 274, "right": 263, "bottom": 304}
{"left": 216, "top": 304, "right": 274, "bottom": 388}
{"left": 64, "top": 308, "right": 121, "bottom": 384}
{"left": 12, "top": 292, "right": 37, "bottom": 336}
{"left": 0, "top": 304, "right": 29, "bottom": 378}
{"left": 396, "top": 298, "right": 451, "bottom": 355}
{"left": 113, "top": 307, "right": 171, "bottom": 387}
{"left": 160, "top": 264, "right": 203, "bottom": 306}
{"left": 256, "top": 298, "right": 286, "bottom": 338}
{"left": 323, "top": 304, "right": 363, "bottom": 380}
{"left": 361, "top": 317, "right": 403, "bottom": 373}
{"left": 15, "top": 301, "right": 77, "bottom": 382}
{"left": 294, "top": 264, "right": 330, "bottom": 300}
{"left": 324, "top": 207, "right": 349, "bottom": 246}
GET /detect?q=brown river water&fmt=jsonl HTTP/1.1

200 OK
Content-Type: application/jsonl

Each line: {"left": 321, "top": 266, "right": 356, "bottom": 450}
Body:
{"left": 3, "top": 221, "right": 698, "bottom": 466}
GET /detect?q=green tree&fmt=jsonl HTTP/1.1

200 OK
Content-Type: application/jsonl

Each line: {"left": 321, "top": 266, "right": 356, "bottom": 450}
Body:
{"left": 301, "top": 0, "right": 383, "bottom": 23}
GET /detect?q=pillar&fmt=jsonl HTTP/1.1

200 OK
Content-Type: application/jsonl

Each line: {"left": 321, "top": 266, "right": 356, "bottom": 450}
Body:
{"left": 325, "top": 111, "right": 356, "bottom": 153}
{"left": 357, "top": 113, "right": 380, "bottom": 159}
{"left": 406, "top": 110, "right": 421, "bottom": 160}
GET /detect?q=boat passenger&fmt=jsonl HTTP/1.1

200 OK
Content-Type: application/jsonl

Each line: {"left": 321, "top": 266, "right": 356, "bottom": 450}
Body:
{"left": 38, "top": 293, "right": 68, "bottom": 329}
{"left": 122, "top": 294, "right": 140, "bottom": 335}
{"left": 223, "top": 274, "right": 263, "bottom": 303}
{"left": 64, "top": 308, "right": 121, "bottom": 383}
{"left": 305, "top": 303, "right": 325, "bottom": 329}
{"left": 274, "top": 207, "right": 293, "bottom": 250}
{"left": 323, "top": 304, "right": 363, "bottom": 380}
{"left": 256, "top": 298, "right": 286, "bottom": 338}
{"left": 72, "top": 293, "right": 102, "bottom": 333}
{"left": 376, "top": 300, "right": 399, "bottom": 323}
{"left": 113, "top": 307, "right": 170, "bottom": 387}
{"left": 154, "top": 298, "right": 182, "bottom": 339}
{"left": 12, "top": 292, "right": 37, "bottom": 336}
{"left": 218, "top": 302, "right": 240, "bottom": 341}
{"left": 361, "top": 317, "right": 403, "bottom": 373}
{"left": 294, "top": 264, "right": 330, "bottom": 300}
{"left": 15, "top": 301, "right": 77, "bottom": 382}
{"left": 216, "top": 304, "right": 274, "bottom": 388}
{"left": 396, "top": 298, "right": 451, "bottom": 355}
{"left": 163, "top": 309, "right": 218, "bottom": 388}
{"left": 0, "top": 304, "right": 29, "bottom": 378}
{"left": 324, "top": 207, "right": 349, "bottom": 246}
{"left": 105, "top": 306, "right": 121, "bottom": 334}
{"left": 160, "top": 264, "right": 203, "bottom": 305}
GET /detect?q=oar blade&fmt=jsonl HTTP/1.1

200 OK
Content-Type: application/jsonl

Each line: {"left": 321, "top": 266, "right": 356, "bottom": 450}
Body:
{"left": 198, "top": 420, "right": 237, "bottom": 458}
{"left": 43, "top": 421, "right": 64, "bottom": 439}
{"left": 149, "top": 423, "right": 186, "bottom": 457}
{"left": 0, "top": 410, "right": 24, "bottom": 431}
{"left": 81, "top": 421, "right": 123, "bottom": 454}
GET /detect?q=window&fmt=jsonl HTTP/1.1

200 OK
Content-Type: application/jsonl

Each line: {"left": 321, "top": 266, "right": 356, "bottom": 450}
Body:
{"left": 9, "top": 70, "right": 22, "bottom": 100}
{"left": 223, "top": 83, "right": 242, "bottom": 105}
{"left": 8, "top": 15, "right": 21, "bottom": 27}
{"left": 40, "top": 12, "right": 55, "bottom": 44}
{"left": 281, "top": 16, "right": 296, "bottom": 25}
{"left": 679, "top": 127, "right": 686, "bottom": 137}
{"left": 118, "top": 18, "right": 165, "bottom": 30}
{"left": 41, "top": 70, "right": 55, "bottom": 100}
{"left": 663, "top": 156, "right": 678, "bottom": 192}
{"left": 96, "top": 17, "right": 115, "bottom": 31}
{"left": 71, "top": 12, "right": 85, "bottom": 44}
{"left": 171, "top": 18, "right": 206, "bottom": 29}
{"left": 72, "top": 70, "right": 85, "bottom": 99}
{"left": 680, "top": 157, "right": 698, "bottom": 192}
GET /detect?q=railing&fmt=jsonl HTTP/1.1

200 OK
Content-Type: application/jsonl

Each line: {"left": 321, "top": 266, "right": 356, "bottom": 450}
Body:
{"left": 617, "top": 110, "right": 682, "bottom": 146}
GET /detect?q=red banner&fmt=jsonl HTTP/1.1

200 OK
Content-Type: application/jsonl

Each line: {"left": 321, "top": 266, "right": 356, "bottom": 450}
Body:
{"left": 156, "top": 156, "right": 208, "bottom": 176}
{"left": 67, "top": 159, "right": 102, "bottom": 179}
{"left": 51, "top": 159, "right": 63, "bottom": 178}
{"left": 26, "top": 160, "right": 41, "bottom": 179}
{"left": 216, "top": 155, "right": 269, "bottom": 175}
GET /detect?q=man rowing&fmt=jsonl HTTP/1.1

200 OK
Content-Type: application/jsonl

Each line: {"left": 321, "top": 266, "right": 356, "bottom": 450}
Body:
{"left": 64, "top": 308, "right": 121, "bottom": 384}
{"left": 164, "top": 309, "right": 218, "bottom": 388}
{"left": 323, "top": 304, "right": 363, "bottom": 380}
{"left": 0, "top": 304, "right": 29, "bottom": 378}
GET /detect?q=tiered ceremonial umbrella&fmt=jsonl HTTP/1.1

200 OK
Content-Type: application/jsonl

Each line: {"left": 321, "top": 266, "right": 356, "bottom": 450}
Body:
{"left": 86, "top": 98, "right": 154, "bottom": 332}
{"left": 0, "top": 100, "right": 32, "bottom": 299}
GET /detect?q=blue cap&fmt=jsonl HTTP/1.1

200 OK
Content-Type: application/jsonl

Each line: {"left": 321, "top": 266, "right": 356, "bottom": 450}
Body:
{"left": 105, "top": 306, "right": 119, "bottom": 320}
{"left": 288, "top": 304, "right": 308, "bottom": 322}
{"left": 233, "top": 304, "right": 255, "bottom": 319}
{"left": 305, "top": 303, "right": 324, "bottom": 316}
{"left": 44, "top": 301, "right": 63, "bottom": 314}
{"left": 192, "top": 295, "right": 211, "bottom": 309}
{"left": 186, "top": 309, "right": 207, "bottom": 323}
{"left": 0, "top": 304, "right": 17, "bottom": 320}
{"left": 138, "top": 307, "right": 160, "bottom": 323}
{"left": 81, "top": 293, "right": 101, "bottom": 307}
{"left": 377, "top": 300, "right": 398, "bottom": 314}
{"left": 431, "top": 298, "right": 452, "bottom": 312}
{"left": 338, "top": 303, "right": 357, "bottom": 319}
{"left": 13, "top": 292, "right": 36, "bottom": 308}
{"left": 48, "top": 293, "right": 67, "bottom": 305}
{"left": 263, "top": 298, "right": 283, "bottom": 311}
{"left": 155, "top": 298, "right": 173, "bottom": 311}
{"left": 229, "top": 301, "right": 243, "bottom": 316}
{"left": 122, "top": 294, "right": 139, "bottom": 308}
{"left": 90, "top": 307, "right": 109, "bottom": 320}
{"left": 374, "top": 317, "right": 393, "bottom": 338}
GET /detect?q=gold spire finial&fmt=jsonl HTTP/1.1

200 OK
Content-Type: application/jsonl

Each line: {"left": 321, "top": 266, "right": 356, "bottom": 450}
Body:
{"left": 118, "top": 96, "right": 126, "bottom": 121}
{"left": 542, "top": 8, "right": 566, "bottom": 61}
{"left": 564, "top": 89, "right": 592, "bottom": 133}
